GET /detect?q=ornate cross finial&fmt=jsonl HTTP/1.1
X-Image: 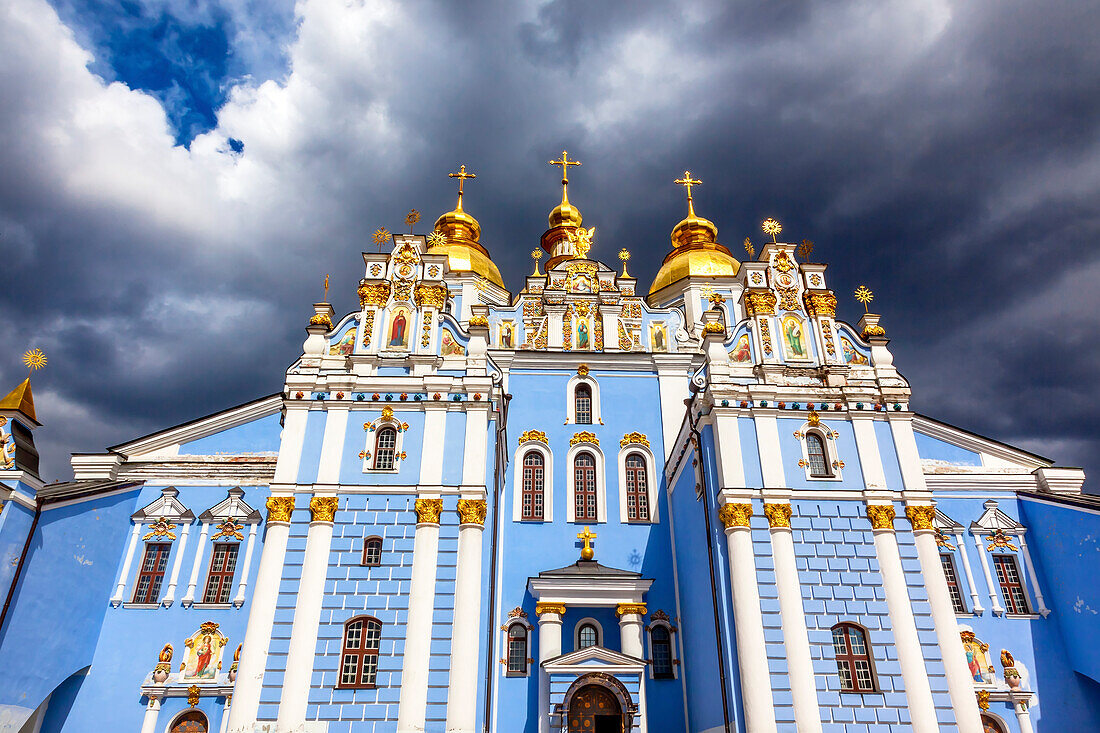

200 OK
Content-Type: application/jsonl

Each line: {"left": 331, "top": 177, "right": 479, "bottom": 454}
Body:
{"left": 618, "top": 248, "right": 631, "bottom": 277}
{"left": 675, "top": 170, "right": 702, "bottom": 217}
{"left": 405, "top": 209, "right": 420, "bottom": 233}
{"left": 854, "top": 285, "right": 874, "bottom": 313}
{"left": 372, "top": 227, "right": 391, "bottom": 252}
{"left": 448, "top": 165, "right": 477, "bottom": 211}
{"left": 549, "top": 150, "right": 581, "bottom": 204}
{"left": 531, "top": 248, "right": 543, "bottom": 276}
{"left": 577, "top": 525, "right": 597, "bottom": 561}
{"left": 322, "top": 274, "right": 330, "bottom": 302}
{"left": 762, "top": 218, "right": 782, "bottom": 243}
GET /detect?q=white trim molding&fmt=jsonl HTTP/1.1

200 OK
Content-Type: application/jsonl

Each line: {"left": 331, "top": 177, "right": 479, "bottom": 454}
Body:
{"left": 513, "top": 439, "right": 554, "bottom": 522}
{"left": 794, "top": 418, "right": 844, "bottom": 482}
{"left": 969, "top": 500, "right": 1049, "bottom": 617}
{"left": 565, "top": 373, "right": 603, "bottom": 426}
{"left": 360, "top": 410, "right": 409, "bottom": 474}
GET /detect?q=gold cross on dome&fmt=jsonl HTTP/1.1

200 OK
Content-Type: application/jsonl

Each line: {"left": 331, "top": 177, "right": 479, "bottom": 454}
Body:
{"left": 675, "top": 171, "right": 702, "bottom": 216}
{"left": 549, "top": 151, "right": 582, "bottom": 184}
{"left": 448, "top": 165, "right": 477, "bottom": 210}
{"left": 577, "top": 526, "right": 597, "bottom": 561}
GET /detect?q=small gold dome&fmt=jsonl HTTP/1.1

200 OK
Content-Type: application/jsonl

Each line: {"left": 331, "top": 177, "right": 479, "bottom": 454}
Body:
{"left": 549, "top": 199, "right": 583, "bottom": 228}
{"left": 429, "top": 203, "right": 504, "bottom": 288}
{"left": 649, "top": 193, "right": 738, "bottom": 295}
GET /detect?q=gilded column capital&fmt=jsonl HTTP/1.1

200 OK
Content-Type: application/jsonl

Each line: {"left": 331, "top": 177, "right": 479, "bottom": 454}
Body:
{"left": 309, "top": 496, "right": 339, "bottom": 523}
{"left": 415, "top": 498, "right": 443, "bottom": 525}
{"left": 616, "top": 603, "right": 647, "bottom": 618}
{"left": 905, "top": 505, "right": 936, "bottom": 532}
{"left": 763, "top": 502, "right": 793, "bottom": 529}
{"left": 457, "top": 499, "right": 487, "bottom": 527}
{"left": 265, "top": 496, "right": 295, "bottom": 524}
{"left": 718, "top": 503, "right": 753, "bottom": 529}
{"left": 535, "top": 603, "right": 566, "bottom": 617}
{"left": 866, "top": 504, "right": 896, "bottom": 531}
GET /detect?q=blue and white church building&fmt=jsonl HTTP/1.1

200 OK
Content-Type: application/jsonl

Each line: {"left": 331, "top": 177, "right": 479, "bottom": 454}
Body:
{"left": 1, "top": 158, "right": 1099, "bottom": 733}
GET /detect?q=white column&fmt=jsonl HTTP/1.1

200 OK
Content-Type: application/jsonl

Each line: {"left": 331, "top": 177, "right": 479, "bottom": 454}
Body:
{"left": 752, "top": 413, "right": 786, "bottom": 488}
{"left": 1014, "top": 700, "right": 1035, "bottom": 733}
{"left": 112, "top": 523, "right": 142, "bottom": 606}
{"left": 972, "top": 533, "right": 1005, "bottom": 615}
{"left": 618, "top": 606, "right": 645, "bottom": 658}
{"left": 867, "top": 505, "right": 939, "bottom": 733}
{"left": 225, "top": 497, "right": 294, "bottom": 733}
{"left": 233, "top": 524, "right": 259, "bottom": 608}
{"left": 536, "top": 605, "right": 564, "bottom": 733}
{"left": 182, "top": 523, "right": 210, "bottom": 607}
{"left": 908, "top": 507, "right": 983, "bottom": 733}
{"left": 462, "top": 405, "right": 489, "bottom": 488}
{"left": 397, "top": 500, "right": 442, "bottom": 733}
{"left": 765, "top": 502, "right": 823, "bottom": 733}
{"left": 850, "top": 415, "right": 888, "bottom": 489}
{"left": 954, "top": 532, "right": 984, "bottom": 615}
{"left": 276, "top": 497, "right": 338, "bottom": 731}
{"left": 1016, "top": 533, "right": 1049, "bottom": 616}
{"left": 219, "top": 696, "right": 232, "bottom": 733}
{"left": 720, "top": 504, "right": 778, "bottom": 733}
{"left": 162, "top": 523, "right": 190, "bottom": 607}
{"left": 140, "top": 695, "right": 162, "bottom": 733}
{"left": 444, "top": 501, "right": 487, "bottom": 733}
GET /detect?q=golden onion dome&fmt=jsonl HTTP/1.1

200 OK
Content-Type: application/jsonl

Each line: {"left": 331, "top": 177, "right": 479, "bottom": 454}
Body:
{"left": 429, "top": 199, "right": 504, "bottom": 288}
{"left": 649, "top": 178, "right": 738, "bottom": 295}
{"left": 549, "top": 197, "right": 583, "bottom": 228}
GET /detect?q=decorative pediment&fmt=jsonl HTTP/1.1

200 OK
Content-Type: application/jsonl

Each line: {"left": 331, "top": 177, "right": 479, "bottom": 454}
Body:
{"left": 544, "top": 645, "right": 646, "bottom": 669}
{"left": 198, "top": 487, "right": 261, "bottom": 525}
{"left": 132, "top": 487, "right": 194, "bottom": 523}
{"left": 969, "top": 499, "right": 1025, "bottom": 534}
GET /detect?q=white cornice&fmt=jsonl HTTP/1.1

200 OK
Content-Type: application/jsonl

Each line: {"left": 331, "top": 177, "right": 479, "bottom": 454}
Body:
{"left": 911, "top": 415, "right": 1049, "bottom": 469}
{"left": 110, "top": 395, "right": 283, "bottom": 459}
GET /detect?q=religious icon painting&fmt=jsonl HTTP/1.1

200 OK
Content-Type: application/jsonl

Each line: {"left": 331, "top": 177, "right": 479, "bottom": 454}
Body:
{"left": 650, "top": 323, "right": 667, "bottom": 353}
{"left": 576, "top": 317, "right": 591, "bottom": 350}
{"left": 780, "top": 315, "right": 809, "bottom": 360}
{"left": 328, "top": 325, "right": 357, "bottom": 356}
{"left": 961, "top": 631, "right": 994, "bottom": 684}
{"left": 441, "top": 330, "right": 466, "bottom": 357}
{"left": 387, "top": 307, "right": 411, "bottom": 350}
{"left": 840, "top": 337, "right": 869, "bottom": 365}
{"left": 499, "top": 320, "right": 515, "bottom": 349}
{"left": 731, "top": 333, "right": 752, "bottom": 363}
{"left": 182, "top": 622, "right": 229, "bottom": 682}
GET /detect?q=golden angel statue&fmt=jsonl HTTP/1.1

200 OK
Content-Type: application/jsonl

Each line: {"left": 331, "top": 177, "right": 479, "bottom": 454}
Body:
{"left": 569, "top": 227, "right": 595, "bottom": 258}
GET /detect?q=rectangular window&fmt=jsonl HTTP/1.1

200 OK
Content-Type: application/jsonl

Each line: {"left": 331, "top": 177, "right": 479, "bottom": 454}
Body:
{"left": 993, "top": 554, "right": 1029, "bottom": 614}
{"left": 940, "top": 554, "right": 967, "bottom": 613}
{"left": 203, "top": 542, "right": 239, "bottom": 604}
{"left": 132, "top": 543, "right": 171, "bottom": 604}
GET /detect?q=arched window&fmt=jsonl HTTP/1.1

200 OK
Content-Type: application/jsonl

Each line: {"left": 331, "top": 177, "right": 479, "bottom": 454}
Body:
{"left": 522, "top": 451, "right": 545, "bottom": 520}
{"left": 362, "top": 536, "right": 383, "bottom": 566}
{"left": 574, "top": 452, "right": 598, "bottom": 521}
{"left": 339, "top": 616, "right": 382, "bottom": 689}
{"left": 374, "top": 427, "right": 398, "bottom": 470}
{"left": 624, "top": 452, "right": 650, "bottom": 521}
{"left": 578, "top": 623, "right": 599, "bottom": 650}
{"left": 170, "top": 710, "right": 209, "bottom": 733}
{"left": 651, "top": 626, "right": 673, "bottom": 678}
{"left": 831, "top": 623, "right": 876, "bottom": 692}
{"left": 506, "top": 623, "right": 528, "bottom": 676}
{"left": 575, "top": 384, "right": 592, "bottom": 425}
{"left": 981, "top": 715, "right": 1008, "bottom": 733}
{"left": 806, "top": 432, "right": 831, "bottom": 477}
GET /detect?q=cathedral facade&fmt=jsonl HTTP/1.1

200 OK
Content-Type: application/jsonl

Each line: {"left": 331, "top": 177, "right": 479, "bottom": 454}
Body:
{"left": 0, "top": 159, "right": 1098, "bottom": 733}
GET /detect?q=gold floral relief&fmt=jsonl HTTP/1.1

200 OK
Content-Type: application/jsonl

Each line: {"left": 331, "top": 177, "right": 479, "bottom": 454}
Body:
{"left": 866, "top": 504, "right": 896, "bottom": 530}
{"left": 266, "top": 496, "right": 295, "bottom": 523}
{"left": 535, "top": 603, "right": 566, "bottom": 617}
{"left": 518, "top": 430, "right": 548, "bottom": 445}
{"left": 905, "top": 505, "right": 935, "bottom": 531}
{"left": 457, "top": 499, "right": 487, "bottom": 526}
{"left": 616, "top": 603, "right": 647, "bottom": 617}
{"left": 763, "top": 503, "right": 792, "bottom": 528}
{"left": 620, "top": 432, "right": 649, "bottom": 448}
{"left": 359, "top": 283, "right": 391, "bottom": 308}
{"left": 718, "top": 503, "right": 753, "bottom": 528}
{"left": 309, "top": 496, "right": 340, "bottom": 523}
{"left": 570, "top": 431, "right": 599, "bottom": 446}
{"left": 415, "top": 498, "right": 443, "bottom": 525}
{"left": 745, "top": 291, "right": 777, "bottom": 316}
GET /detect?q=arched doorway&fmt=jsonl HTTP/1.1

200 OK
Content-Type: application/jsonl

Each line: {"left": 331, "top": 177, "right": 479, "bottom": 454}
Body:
{"left": 981, "top": 714, "right": 1008, "bottom": 733}
{"left": 568, "top": 684, "right": 622, "bottom": 733}
{"left": 170, "top": 710, "right": 208, "bottom": 733}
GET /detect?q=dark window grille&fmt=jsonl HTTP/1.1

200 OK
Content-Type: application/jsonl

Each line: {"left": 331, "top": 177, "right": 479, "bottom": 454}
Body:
{"left": 362, "top": 537, "right": 383, "bottom": 566}
{"left": 574, "top": 452, "right": 597, "bottom": 521}
{"left": 940, "top": 554, "right": 967, "bottom": 613}
{"left": 374, "top": 428, "right": 397, "bottom": 470}
{"left": 203, "top": 542, "right": 239, "bottom": 604}
{"left": 652, "top": 626, "right": 674, "bottom": 678}
{"left": 575, "top": 384, "right": 592, "bottom": 425}
{"left": 993, "top": 554, "right": 1029, "bottom": 614}
{"left": 132, "top": 542, "right": 171, "bottom": 604}
{"left": 339, "top": 616, "right": 382, "bottom": 688}
{"left": 522, "top": 451, "right": 545, "bottom": 520}
{"left": 578, "top": 623, "right": 598, "bottom": 649}
{"left": 625, "top": 452, "right": 650, "bottom": 521}
{"left": 806, "top": 432, "right": 831, "bottom": 476}
{"left": 507, "top": 624, "right": 528, "bottom": 675}
{"left": 831, "top": 623, "right": 876, "bottom": 692}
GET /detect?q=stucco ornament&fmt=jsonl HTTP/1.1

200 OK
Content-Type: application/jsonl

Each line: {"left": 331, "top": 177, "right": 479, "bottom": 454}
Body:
{"left": 570, "top": 431, "right": 599, "bottom": 446}
{"left": 616, "top": 603, "right": 647, "bottom": 617}
{"left": 619, "top": 432, "right": 649, "bottom": 448}
{"left": 457, "top": 499, "right": 487, "bottom": 526}
{"left": 266, "top": 496, "right": 295, "bottom": 524}
{"left": 905, "top": 505, "right": 936, "bottom": 531}
{"left": 718, "top": 503, "right": 753, "bottom": 528}
{"left": 535, "top": 603, "right": 566, "bottom": 617}
{"left": 866, "top": 504, "right": 896, "bottom": 530}
{"left": 153, "top": 643, "right": 173, "bottom": 683}
{"left": 517, "top": 430, "right": 548, "bottom": 445}
{"left": 415, "top": 498, "right": 443, "bottom": 525}
{"left": 309, "top": 496, "right": 339, "bottom": 523}
{"left": 763, "top": 503, "right": 793, "bottom": 529}
{"left": 143, "top": 518, "right": 177, "bottom": 541}
{"left": 1001, "top": 649, "right": 1022, "bottom": 689}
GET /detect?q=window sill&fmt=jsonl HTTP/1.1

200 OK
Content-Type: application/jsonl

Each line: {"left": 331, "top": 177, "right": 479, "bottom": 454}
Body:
{"left": 1005, "top": 613, "right": 1041, "bottom": 620}
{"left": 192, "top": 603, "right": 233, "bottom": 610}
{"left": 839, "top": 689, "right": 883, "bottom": 696}
{"left": 121, "top": 603, "right": 161, "bottom": 610}
{"left": 335, "top": 684, "right": 377, "bottom": 690}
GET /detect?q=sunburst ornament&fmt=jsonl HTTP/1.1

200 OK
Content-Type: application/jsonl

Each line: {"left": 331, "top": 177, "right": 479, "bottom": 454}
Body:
{"left": 427, "top": 231, "right": 447, "bottom": 248}
{"left": 618, "top": 248, "right": 631, "bottom": 277}
{"left": 797, "top": 239, "right": 814, "bottom": 259}
{"left": 761, "top": 218, "right": 782, "bottom": 243}
{"left": 405, "top": 209, "right": 421, "bottom": 233}
{"left": 530, "top": 248, "right": 544, "bottom": 276}
{"left": 743, "top": 237, "right": 755, "bottom": 258}
{"left": 854, "top": 285, "right": 874, "bottom": 312}
{"left": 22, "top": 349, "right": 46, "bottom": 372}
{"left": 372, "top": 227, "right": 391, "bottom": 251}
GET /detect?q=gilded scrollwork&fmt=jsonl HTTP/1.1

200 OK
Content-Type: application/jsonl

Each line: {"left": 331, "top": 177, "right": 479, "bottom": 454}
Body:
{"left": 266, "top": 496, "right": 295, "bottom": 523}
{"left": 570, "top": 431, "right": 599, "bottom": 446}
{"left": 763, "top": 503, "right": 792, "bottom": 528}
{"left": 414, "top": 284, "right": 447, "bottom": 309}
{"left": 309, "top": 496, "right": 340, "bottom": 523}
{"left": 518, "top": 430, "right": 548, "bottom": 445}
{"left": 866, "top": 504, "right": 896, "bottom": 530}
{"left": 804, "top": 291, "right": 837, "bottom": 318}
{"left": 745, "top": 291, "right": 777, "bottom": 316}
{"left": 905, "top": 505, "right": 936, "bottom": 531}
{"left": 620, "top": 432, "right": 649, "bottom": 448}
{"left": 415, "top": 498, "right": 443, "bottom": 525}
{"left": 718, "top": 502, "right": 753, "bottom": 528}
{"left": 456, "top": 499, "right": 487, "bottom": 526}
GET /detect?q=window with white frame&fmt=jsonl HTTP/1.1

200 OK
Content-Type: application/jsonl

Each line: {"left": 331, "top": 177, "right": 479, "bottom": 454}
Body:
{"left": 566, "top": 375, "right": 602, "bottom": 425}
{"left": 940, "top": 553, "right": 967, "bottom": 613}
{"left": 645, "top": 612, "right": 679, "bottom": 679}
{"left": 575, "top": 384, "right": 592, "bottom": 425}
{"left": 522, "top": 451, "right": 545, "bottom": 520}
{"left": 506, "top": 622, "right": 529, "bottom": 676}
{"left": 374, "top": 427, "right": 398, "bottom": 470}
{"left": 993, "top": 554, "right": 1029, "bottom": 614}
{"left": 574, "top": 618, "right": 602, "bottom": 650}
{"left": 202, "top": 543, "right": 239, "bottom": 604}
{"left": 806, "top": 432, "right": 831, "bottom": 477}
{"left": 574, "top": 452, "right": 598, "bottom": 521}
{"left": 624, "top": 452, "right": 650, "bottom": 521}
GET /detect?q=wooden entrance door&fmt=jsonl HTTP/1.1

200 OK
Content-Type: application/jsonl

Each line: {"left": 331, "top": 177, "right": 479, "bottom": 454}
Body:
{"left": 567, "top": 684, "right": 622, "bottom": 733}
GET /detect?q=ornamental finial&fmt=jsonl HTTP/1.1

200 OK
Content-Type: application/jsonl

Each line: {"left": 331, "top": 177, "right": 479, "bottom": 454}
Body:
{"left": 549, "top": 150, "right": 582, "bottom": 205}
{"left": 577, "top": 526, "right": 597, "bottom": 561}
{"left": 22, "top": 349, "right": 46, "bottom": 377}
{"left": 761, "top": 218, "right": 782, "bottom": 243}
{"left": 448, "top": 165, "right": 477, "bottom": 212}
{"left": 405, "top": 209, "right": 421, "bottom": 233}
{"left": 372, "top": 227, "right": 391, "bottom": 253}
{"left": 531, "top": 248, "right": 544, "bottom": 276}
{"left": 854, "top": 285, "right": 874, "bottom": 313}
{"left": 618, "top": 248, "right": 631, "bottom": 277}
{"left": 674, "top": 171, "right": 702, "bottom": 218}
{"left": 322, "top": 274, "right": 330, "bottom": 303}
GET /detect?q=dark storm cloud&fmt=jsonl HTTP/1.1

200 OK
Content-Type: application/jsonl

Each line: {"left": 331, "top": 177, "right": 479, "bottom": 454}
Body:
{"left": 1, "top": 0, "right": 1099, "bottom": 485}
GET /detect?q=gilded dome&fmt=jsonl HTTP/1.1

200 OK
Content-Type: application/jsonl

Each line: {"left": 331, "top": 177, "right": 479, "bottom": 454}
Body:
{"left": 549, "top": 198, "right": 583, "bottom": 229}
{"left": 649, "top": 192, "right": 738, "bottom": 295}
{"left": 429, "top": 199, "right": 504, "bottom": 288}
